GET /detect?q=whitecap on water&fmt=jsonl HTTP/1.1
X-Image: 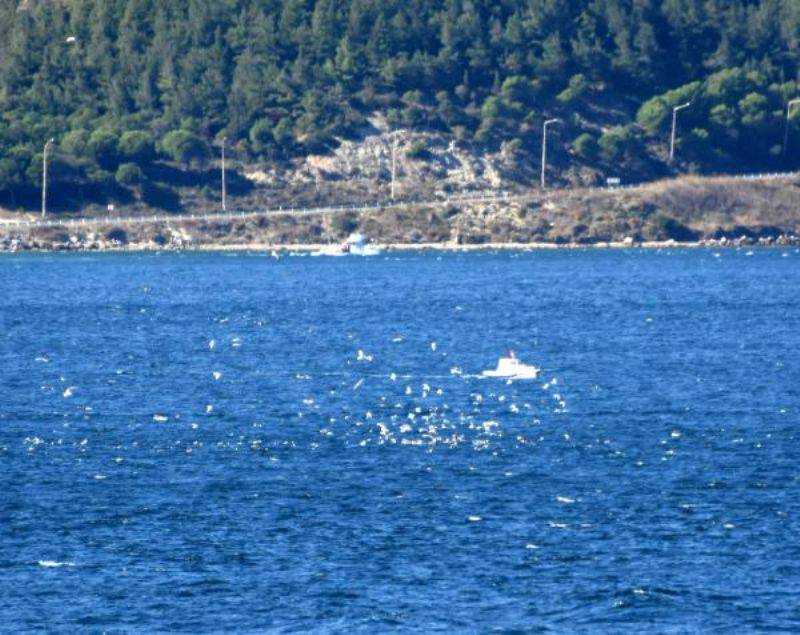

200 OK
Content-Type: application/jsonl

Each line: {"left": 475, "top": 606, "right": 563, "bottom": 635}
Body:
{"left": 556, "top": 496, "right": 575, "bottom": 504}
{"left": 153, "top": 415, "right": 168, "bottom": 423}
{"left": 467, "top": 515, "right": 482, "bottom": 522}
{"left": 37, "top": 561, "right": 74, "bottom": 568}
{"left": 376, "top": 423, "right": 392, "bottom": 441}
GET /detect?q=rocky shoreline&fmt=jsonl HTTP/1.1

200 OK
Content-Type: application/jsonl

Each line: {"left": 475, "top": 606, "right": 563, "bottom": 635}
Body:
{"left": 2, "top": 233, "right": 800, "bottom": 254}
{"left": 2, "top": 172, "right": 799, "bottom": 253}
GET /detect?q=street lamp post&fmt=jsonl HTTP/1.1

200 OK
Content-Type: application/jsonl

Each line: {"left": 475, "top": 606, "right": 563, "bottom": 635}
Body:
{"left": 221, "top": 136, "right": 227, "bottom": 212}
{"left": 782, "top": 98, "right": 800, "bottom": 157}
{"left": 41, "top": 138, "right": 54, "bottom": 218}
{"left": 669, "top": 102, "right": 691, "bottom": 163}
{"left": 390, "top": 131, "right": 399, "bottom": 201}
{"left": 541, "top": 118, "right": 559, "bottom": 189}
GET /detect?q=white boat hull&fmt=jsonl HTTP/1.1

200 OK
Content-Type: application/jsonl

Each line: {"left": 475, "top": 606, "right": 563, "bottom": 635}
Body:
{"left": 482, "top": 356, "right": 540, "bottom": 380}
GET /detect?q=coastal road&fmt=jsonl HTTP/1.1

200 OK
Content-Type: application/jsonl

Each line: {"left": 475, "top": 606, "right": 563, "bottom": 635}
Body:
{"left": 2, "top": 169, "right": 798, "bottom": 232}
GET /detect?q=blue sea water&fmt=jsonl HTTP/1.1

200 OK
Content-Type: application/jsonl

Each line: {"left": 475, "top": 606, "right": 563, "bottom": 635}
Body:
{"left": 1, "top": 248, "right": 799, "bottom": 632}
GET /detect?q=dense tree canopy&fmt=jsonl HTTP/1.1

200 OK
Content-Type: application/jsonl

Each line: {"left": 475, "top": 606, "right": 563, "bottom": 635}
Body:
{"left": 0, "top": 0, "right": 799, "bottom": 199}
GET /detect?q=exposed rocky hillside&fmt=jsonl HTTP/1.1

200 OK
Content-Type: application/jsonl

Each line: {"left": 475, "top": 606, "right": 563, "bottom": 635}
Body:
{"left": 243, "top": 116, "right": 540, "bottom": 201}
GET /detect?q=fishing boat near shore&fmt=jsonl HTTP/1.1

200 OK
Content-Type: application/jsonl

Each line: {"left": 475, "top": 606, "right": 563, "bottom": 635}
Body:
{"left": 312, "top": 233, "right": 382, "bottom": 257}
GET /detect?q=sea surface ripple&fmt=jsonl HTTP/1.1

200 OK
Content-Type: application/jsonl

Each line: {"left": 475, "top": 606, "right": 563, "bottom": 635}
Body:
{"left": 1, "top": 249, "right": 799, "bottom": 631}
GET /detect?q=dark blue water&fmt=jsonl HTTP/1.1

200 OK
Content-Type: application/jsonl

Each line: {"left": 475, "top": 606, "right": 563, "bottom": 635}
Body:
{"left": 1, "top": 249, "right": 799, "bottom": 631}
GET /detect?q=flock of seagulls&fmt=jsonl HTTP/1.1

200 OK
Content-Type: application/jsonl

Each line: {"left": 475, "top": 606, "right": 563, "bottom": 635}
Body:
{"left": 36, "top": 329, "right": 568, "bottom": 453}
{"left": 279, "top": 338, "right": 569, "bottom": 449}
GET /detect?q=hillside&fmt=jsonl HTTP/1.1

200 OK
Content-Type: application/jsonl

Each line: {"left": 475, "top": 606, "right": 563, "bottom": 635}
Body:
{"left": 1, "top": 0, "right": 799, "bottom": 217}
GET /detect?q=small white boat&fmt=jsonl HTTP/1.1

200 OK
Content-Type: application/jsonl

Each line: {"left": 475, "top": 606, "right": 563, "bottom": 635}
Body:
{"left": 312, "top": 233, "right": 382, "bottom": 257}
{"left": 482, "top": 351, "right": 540, "bottom": 379}
{"left": 345, "top": 232, "right": 381, "bottom": 256}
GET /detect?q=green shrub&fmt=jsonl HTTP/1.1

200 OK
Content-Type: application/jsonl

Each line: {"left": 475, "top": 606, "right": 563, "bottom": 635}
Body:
{"left": 118, "top": 131, "right": 155, "bottom": 163}
{"left": 88, "top": 128, "right": 119, "bottom": 169}
{"left": 500, "top": 75, "right": 533, "bottom": 105}
{"left": 481, "top": 95, "right": 503, "bottom": 121}
{"left": 403, "top": 90, "right": 424, "bottom": 104}
{"left": 557, "top": 73, "right": 588, "bottom": 104}
{"left": 249, "top": 119, "right": 274, "bottom": 154}
{"left": 709, "top": 104, "right": 737, "bottom": 129}
{"left": 572, "top": 132, "right": 598, "bottom": 159}
{"left": 406, "top": 140, "right": 430, "bottom": 160}
{"left": 598, "top": 126, "right": 635, "bottom": 161}
{"left": 161, "top": 129, "right": 210, "bottom": 166}
{"left": 637, "top": 81, "right": 700, "bottom": 135}
{"left": 61, "top": 129, "right": 90, "bottom": 157}
{"left": 115, "top": 162, "right": 144, "bottom": 187}
{"left": 503, "top": 138, "right": 523, "bottom": 156}
{"left": 636, "top": 97, "right": 669, "bottom": 134}
{"left": 272, "top": 117, "right": 295, "bottom": 148}
{"left": 85, "top": 166, "right": 115, "bottom": 187}
{"left": 738, "top": 92, "right": 769, "bottom": 128}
